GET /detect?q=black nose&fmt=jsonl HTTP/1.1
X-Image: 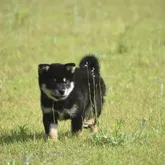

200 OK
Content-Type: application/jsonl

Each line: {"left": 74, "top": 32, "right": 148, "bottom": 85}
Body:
{"left": 58, "top": 90, "right": 65, "bottom": 95}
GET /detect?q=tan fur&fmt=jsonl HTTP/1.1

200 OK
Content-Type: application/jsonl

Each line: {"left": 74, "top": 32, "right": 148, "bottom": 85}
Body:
{"left": 49, "top": 129, "right": 58, "bottom": 140}
{"left": 91, "top": 125, "right": 99, "bottom": 133}
{"left": 49, "top": 124, "right": 58, "bottom": 140}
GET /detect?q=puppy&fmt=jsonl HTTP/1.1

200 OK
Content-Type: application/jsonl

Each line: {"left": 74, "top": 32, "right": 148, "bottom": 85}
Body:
{"left": 38, "top": 55, "right": 106, "bottom": 139}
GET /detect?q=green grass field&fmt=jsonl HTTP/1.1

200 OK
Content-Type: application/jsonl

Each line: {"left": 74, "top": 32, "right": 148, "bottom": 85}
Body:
{"left": 0, "top": 0, "right": 165, "bottom": 164}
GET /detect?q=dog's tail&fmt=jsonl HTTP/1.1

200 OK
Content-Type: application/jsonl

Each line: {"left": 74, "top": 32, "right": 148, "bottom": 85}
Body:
{"left": 79, "top": 55, "right": 100, "bottom": 76}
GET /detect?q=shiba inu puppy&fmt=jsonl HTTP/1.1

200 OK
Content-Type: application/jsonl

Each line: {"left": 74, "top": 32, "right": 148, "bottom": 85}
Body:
{"left": 38, "top": 55, "right": 106, "bottom": 139}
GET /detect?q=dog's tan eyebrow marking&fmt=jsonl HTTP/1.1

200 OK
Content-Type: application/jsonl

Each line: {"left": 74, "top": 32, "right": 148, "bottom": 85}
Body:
{"left": 63, "top": 78, "right": 66, "bottom": 82}
{"left": 53, "top": 78, "right": 56, "bottom": 82}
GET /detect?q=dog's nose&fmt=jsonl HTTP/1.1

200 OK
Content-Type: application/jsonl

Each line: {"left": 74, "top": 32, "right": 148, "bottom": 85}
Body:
{"left": 58, "top": 90, "right": 65, "bottom": 95}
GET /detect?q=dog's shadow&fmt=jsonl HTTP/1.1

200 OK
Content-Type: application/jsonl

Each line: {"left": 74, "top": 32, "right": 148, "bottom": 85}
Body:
{"left": 0, "top": 129, "right": 75, "bottom": 145}
{"left": 0, "top": 130, "right": 45, "bottom": 145}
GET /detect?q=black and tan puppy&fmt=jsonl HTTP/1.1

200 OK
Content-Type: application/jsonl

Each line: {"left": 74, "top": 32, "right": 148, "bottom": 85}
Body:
{"left": 38, "top": 55, "right": 106, "bottom": 139}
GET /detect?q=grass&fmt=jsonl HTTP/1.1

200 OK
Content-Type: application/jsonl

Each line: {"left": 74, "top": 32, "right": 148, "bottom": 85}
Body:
{"left": 0, "top": 0, "right": 165, "bottom": 164}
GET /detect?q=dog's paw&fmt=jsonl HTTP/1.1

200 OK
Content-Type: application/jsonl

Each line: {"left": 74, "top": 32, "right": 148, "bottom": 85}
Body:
{"left": 72, "top": 131, "right": 83, "bottom": 137}
{"left": 91, "top": 125, "right": 99, "bottom": 133}
{"left": 49, "top": 129, "right": 58, "bottom": 140}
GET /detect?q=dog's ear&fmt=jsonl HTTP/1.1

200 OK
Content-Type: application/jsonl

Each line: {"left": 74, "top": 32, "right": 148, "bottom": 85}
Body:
{"left": 65, "top": 63, "right": 76, "bottom": 73}
{"left": 38, "top": 64, "right": 50, "bottom": 75}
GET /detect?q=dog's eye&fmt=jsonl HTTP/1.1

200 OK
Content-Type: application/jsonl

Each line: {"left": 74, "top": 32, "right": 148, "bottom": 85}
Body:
{"left": 63, "top": 78, "right": 66, "bottom": 82}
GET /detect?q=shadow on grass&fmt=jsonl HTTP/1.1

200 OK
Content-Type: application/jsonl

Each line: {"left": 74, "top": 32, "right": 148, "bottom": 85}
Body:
{"left": 0, "top": 127, "right": 75, "bottom": 145}
{"left": 0, "top": 130, "right": 45, "bottom": 145}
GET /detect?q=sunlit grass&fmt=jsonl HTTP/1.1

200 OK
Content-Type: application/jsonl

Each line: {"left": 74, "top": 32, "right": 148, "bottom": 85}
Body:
{"left": 0, "top": 0, "right": 165, "bottom": 164}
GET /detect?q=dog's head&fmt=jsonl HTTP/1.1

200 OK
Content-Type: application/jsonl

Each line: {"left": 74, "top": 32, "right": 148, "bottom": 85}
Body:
{"left": 38, "top": 63, "right": 76, "bottom": 101}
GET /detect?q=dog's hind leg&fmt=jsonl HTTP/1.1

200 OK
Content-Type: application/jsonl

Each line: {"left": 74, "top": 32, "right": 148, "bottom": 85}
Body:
{"left": 85, "top": 90, "right": 103, "bottom": 133}
{"left": 83, "top": 118, "right": 99, "bottom": 133}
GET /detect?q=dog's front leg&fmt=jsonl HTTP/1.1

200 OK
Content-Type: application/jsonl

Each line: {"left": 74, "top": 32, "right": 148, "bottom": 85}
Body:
{"left": 43, "top": 113, "right": 58, "bottom": 140}
{"left": 71, "top": 116, "right": 83, "bottom": 134}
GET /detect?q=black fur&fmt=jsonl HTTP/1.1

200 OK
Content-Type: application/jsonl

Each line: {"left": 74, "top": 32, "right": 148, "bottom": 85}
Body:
{"left": 79, "top": 54, "right": 100, "bottom": 76}
{"left": 38, "top": 55, "right": 106, "bottom": 137}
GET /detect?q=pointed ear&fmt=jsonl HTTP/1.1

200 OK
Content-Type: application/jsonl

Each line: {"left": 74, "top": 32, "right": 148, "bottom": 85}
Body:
{"left": 38, "top": 64, "right": 50, "bottom": 75}
{"left": 65, "top": 63, "right": 76, "bottom": 73}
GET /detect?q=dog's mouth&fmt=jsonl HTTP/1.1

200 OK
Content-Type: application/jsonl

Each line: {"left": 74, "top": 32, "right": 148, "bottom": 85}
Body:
{"left": 51, "top": 93, "right": 67, "bottom": 101}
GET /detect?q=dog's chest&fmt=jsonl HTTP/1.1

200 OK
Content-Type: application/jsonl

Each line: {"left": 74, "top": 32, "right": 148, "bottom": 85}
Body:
{"left": 56, "top": 104, "right": 78, "bottom": 120}
{"left": 42, "top": 104, "right": 78, "bottom": 120}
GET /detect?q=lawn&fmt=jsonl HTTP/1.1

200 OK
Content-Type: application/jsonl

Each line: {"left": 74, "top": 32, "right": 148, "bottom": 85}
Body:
{"left": 0, "top": 0, "right": 165, "bottom": 164}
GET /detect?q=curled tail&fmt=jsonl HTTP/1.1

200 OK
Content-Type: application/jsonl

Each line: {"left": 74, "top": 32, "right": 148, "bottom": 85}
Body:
{"left": 79, "top": 54, "right": 100, "bottom": 76}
